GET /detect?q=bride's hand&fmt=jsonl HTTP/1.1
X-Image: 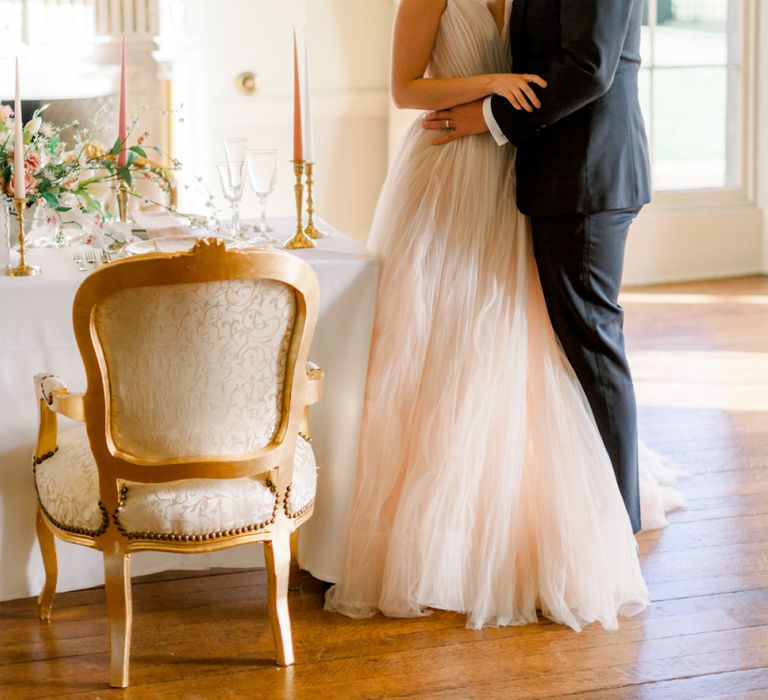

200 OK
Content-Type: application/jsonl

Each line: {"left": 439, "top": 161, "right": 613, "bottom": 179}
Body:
{"left": 491, "top": 74, "right": 548, "bottom": 112}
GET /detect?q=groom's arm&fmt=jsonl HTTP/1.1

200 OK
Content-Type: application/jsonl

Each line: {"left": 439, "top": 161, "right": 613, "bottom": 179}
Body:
{"left": 491, "top": 0, "right": 636, "bottom": 146}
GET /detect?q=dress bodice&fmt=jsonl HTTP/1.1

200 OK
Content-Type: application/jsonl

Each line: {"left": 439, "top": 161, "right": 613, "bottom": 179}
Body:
{"left": 429, "top": 0, "right": 511, "bottom": 79}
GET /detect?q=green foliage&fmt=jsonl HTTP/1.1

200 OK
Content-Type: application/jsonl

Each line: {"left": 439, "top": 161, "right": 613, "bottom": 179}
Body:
{"left": 0, "top": 109, "right": 179, "bottom": 219}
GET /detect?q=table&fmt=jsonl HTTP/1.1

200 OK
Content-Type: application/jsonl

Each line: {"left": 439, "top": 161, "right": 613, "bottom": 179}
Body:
{"left": 0, "top": 219, "right": 379, "bottom": 602}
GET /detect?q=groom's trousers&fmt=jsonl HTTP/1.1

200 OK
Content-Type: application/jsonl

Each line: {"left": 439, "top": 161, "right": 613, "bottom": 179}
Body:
{"left": 530, "top": 208, "right": 641, "bottom": 533}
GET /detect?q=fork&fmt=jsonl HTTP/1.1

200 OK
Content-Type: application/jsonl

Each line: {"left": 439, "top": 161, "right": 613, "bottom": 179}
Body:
{"left": 73, "top": 253, "right": 87, "bottom": 272}
{"left": 84, "top": 248, "right": 99, "bottom": 266}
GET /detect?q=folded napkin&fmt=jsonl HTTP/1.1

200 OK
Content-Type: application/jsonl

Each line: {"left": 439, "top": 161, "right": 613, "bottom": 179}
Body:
{"left": 104, "top": 221, "right": 133, "bottom": 246}
{"left": 132, "top": 210, "right": 190, "bottom": 239}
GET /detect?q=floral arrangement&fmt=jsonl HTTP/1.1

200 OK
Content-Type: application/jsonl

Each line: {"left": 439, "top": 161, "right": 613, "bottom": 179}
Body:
{"left": 0, "top": 103, "right": 176, "bottom": 225}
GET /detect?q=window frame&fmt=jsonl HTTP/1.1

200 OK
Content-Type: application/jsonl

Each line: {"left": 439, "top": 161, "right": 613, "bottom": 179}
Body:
{"left": 641, "top": 0, "right": 758, "bottom": 211}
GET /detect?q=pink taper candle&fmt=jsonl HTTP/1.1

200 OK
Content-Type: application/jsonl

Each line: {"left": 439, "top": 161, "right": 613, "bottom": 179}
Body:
{"left": 14, "top": 57, "right": 25, "bottom": 200}
{"left": 118, "top": 36, "right": 128, "bottom": 167}
{"left": 293, "top": 28, "right": 303, "bottom": 162}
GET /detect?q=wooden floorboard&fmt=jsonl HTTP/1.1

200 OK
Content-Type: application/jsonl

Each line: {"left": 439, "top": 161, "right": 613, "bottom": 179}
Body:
{"left": 1, "top": 275, "right": 767, "bottom": 698}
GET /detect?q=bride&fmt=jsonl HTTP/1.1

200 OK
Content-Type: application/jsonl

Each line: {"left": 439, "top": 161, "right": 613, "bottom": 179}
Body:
{"left": 325, "top": 0, "right": 683, "bottom": 631}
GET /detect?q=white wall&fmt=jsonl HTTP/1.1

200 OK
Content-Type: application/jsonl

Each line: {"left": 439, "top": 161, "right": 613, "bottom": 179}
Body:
{"left": 624, "top": 205, "right": 763, "bottom": 285}
{"left": 185, "top": 0, "right": 393, "bottom": 243}
{"left": 183, "top": 0, "right": 765, "bottom": 282}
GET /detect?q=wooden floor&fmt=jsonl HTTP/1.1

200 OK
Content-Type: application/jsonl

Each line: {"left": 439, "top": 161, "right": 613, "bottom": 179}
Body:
{"left": 2, "top": 276, "right": 768, "bottom": 699}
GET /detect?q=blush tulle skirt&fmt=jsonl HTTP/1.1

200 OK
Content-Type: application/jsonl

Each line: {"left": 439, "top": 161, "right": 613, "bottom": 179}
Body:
{"left": 325, "top": 123, "right": 684, "bottom": 631}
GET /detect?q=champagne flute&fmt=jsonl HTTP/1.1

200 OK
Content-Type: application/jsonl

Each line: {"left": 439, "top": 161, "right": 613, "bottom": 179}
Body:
{"left": 216, "top": 161, "right": 245, "bottom": 240}
{"left": 245, "top": 149, "right": 278, "bottom": 242}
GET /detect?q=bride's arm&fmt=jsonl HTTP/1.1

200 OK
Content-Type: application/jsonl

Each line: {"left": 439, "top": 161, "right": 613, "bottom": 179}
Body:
{"left": 392, "top": 0, "right": 546, "bottom": 112}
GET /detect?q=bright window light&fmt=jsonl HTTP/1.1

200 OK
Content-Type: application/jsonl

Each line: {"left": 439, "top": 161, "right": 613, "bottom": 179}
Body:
{"left": 640, "top": 0, "right": 743, "bottom": 192}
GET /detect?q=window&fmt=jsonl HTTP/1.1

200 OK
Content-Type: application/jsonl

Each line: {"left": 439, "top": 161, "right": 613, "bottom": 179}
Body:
{"left": 640, "top": 0, "right": 747, "bottom": 193}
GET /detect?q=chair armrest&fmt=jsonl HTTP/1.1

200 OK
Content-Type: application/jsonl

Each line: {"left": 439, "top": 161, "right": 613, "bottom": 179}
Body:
{"left": 306, "top": 362, "right": 324, "bottom": 406}
{"left": 35, "top": 374, "right": 85, "bottom": 422}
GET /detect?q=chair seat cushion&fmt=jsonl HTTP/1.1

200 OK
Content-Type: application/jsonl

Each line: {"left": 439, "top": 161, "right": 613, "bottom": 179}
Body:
{"left": 35, "top": 425, "right": 317, "bottom": 539}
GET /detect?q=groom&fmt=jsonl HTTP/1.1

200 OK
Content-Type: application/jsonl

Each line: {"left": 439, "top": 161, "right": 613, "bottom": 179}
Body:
{"left": 423, "top": 0, "right": 650, "bottom": 533}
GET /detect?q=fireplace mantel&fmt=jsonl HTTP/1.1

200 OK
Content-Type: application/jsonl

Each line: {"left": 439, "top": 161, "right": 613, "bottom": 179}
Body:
{"left": 0, "top": 0, "right": 193, "bottom": 165}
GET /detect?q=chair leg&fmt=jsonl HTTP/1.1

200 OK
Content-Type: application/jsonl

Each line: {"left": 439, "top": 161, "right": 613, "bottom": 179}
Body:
{"left": 103, "top": 551, "right": 132, "bottom": 688}
{"left": 263, "top": 529, "right": 295, "bottom": 666}
{"left": 35, "top": 507, "right": 57, "bottom": 621}
{"left": 289, "top": 529, "right": 301, "bottom": 592}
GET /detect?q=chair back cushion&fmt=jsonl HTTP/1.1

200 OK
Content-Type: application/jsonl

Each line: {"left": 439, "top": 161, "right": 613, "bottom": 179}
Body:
{"left": 93, "top": 278, "right": 296, "bottom": 461}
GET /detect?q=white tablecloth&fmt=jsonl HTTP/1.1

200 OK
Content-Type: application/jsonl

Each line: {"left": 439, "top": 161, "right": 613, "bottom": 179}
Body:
{"left": 0, "top": 219, "right": 378, "bottom": 602}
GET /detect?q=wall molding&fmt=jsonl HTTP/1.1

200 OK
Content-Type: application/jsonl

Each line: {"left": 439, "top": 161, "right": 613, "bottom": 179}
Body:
{"left": 207, "top": 89, "right": 390, "bottom": 128}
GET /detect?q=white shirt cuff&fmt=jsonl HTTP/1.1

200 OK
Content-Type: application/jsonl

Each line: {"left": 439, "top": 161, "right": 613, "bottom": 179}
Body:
{"left": 483, "top": 96, "right": 509, "bottom": 146}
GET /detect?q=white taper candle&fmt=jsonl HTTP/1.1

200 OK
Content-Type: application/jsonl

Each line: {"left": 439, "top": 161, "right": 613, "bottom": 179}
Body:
{"left": 302, "top": 30, "right": 315, "bottom": 164}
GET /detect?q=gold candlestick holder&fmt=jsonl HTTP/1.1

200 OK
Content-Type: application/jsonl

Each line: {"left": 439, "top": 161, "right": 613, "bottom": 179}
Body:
{"left": 4, "top": 199, "right": 41, "bottom": 277}
{"left": 284, "top": 160, "right": 316, "bottom": 250}
{"left": 304, "top": 162, "right": 327, "bottom": 239}
{"left": 116, "top": 180, "right": 129, "bottom": 223}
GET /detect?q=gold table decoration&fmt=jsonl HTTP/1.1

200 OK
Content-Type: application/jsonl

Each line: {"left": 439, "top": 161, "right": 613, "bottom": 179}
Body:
{"left": 4, "top": 199, "right": 41, "bottom": 277}
{"left": 284, "top": 160, "right": 316, "bottom": 250}
{"left": 116, "top": 181, "right": 129, "bottom": 223}
{"left": 304, "top": 162, "right": 327, "bottom": 239}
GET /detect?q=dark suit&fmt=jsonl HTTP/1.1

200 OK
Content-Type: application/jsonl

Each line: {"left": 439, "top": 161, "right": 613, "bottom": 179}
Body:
{"left": 490, "top": 0, "right": 651, "bottom": 532}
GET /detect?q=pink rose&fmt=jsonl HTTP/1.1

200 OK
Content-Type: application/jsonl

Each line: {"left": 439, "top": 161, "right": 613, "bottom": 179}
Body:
{"left": 25, "top": 152, "right": 42, "bottom": 173}
{"left": 0, "top": 105, "right": 12, "bottom": 121}
{"left": 9, "top": 170, "right": 39, "bottom": 198}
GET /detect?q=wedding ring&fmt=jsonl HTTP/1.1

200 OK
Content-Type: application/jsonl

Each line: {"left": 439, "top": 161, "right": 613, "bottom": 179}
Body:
{"left": 445, "top": 119, "right": 451, "bottom": 130}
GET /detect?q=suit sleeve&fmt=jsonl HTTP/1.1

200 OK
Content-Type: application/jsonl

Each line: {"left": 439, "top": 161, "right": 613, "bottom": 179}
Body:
{"left": 491, "top": 0, "right": 636, "bottom": 146}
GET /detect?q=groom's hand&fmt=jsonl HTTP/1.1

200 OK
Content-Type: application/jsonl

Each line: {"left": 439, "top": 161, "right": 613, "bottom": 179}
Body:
{"left": 422, "top": 100, "right": 488, "bottom": 145}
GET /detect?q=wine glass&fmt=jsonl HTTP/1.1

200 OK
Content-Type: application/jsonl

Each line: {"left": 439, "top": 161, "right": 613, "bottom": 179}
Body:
{"left": 245, "top": 149, "right": 278, "bottom": 242}
{"left": 216, "top": 161, "right": 245, "bottom": 240}
{"left": 224, "top": 138, "right": 248, "bottom": 164}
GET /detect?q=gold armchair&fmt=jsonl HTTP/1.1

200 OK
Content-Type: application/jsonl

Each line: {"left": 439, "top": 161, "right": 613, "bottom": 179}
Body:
{"left": 31, "top": 239, "right": 324, "bottom": 687}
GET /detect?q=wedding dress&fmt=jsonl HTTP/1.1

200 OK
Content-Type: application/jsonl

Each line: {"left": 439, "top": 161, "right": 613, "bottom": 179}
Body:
{"left": 325, "top": 0, "right": 684, "bottom": 631}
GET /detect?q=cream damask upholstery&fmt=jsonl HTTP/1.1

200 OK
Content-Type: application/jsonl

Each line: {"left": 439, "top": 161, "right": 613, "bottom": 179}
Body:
{"left": 35, "top": 424, "right": 318, "bottom": 537}
{"left": 93, "top": 279, "right": 297, "bottom": 461}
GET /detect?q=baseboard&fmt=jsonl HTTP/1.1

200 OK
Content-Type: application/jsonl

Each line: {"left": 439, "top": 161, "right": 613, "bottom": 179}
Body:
{"left": 208, "top": 90, "right": 390, "bottom": 128}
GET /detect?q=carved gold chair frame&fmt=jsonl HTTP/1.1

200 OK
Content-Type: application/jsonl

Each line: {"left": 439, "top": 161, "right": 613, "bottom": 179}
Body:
{"left": 32, "top": 239, "right": 324, "bottom": 687}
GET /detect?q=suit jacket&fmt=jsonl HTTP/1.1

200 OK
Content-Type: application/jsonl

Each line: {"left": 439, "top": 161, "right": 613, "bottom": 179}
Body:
{"left": 490, "top": 0, "right": 652, "bottom": 216}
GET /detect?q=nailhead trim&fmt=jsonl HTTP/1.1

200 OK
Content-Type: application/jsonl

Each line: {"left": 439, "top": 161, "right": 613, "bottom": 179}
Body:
{"left": 112, "top": 480, "right": 280, "bottom": 542}
{"left": 283, "top": 483, "right": 315, "bottom": 520}
{"left": 32, "top": 448, "right": 58, "bottom": 466}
